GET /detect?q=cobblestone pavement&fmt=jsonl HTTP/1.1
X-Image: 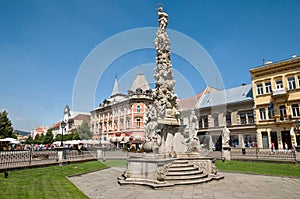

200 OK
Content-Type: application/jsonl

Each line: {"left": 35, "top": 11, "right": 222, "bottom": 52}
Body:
{"left": 68, "top": 167, "right": 300, "bottom": 199}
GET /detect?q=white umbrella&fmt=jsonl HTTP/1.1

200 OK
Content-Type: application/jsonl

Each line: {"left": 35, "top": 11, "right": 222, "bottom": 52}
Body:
{"left": 0, "top": 137, "right": 17, "bottom": 142}
{"left": 9, "top": 140, "right": 21, "bottom": 144}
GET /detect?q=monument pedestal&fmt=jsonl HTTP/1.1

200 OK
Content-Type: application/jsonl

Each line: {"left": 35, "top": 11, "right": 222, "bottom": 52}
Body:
{"left": 118, "top": 152, "right": 224, "bottom": 189}
{"left": 118, "top": 153, "right": 175, "bottom": 187}
{"left": 56, "top": 147, "right": 68, "bottom": 166}
{"left": 222, "top": 146, "right": 231, "bottom": 161}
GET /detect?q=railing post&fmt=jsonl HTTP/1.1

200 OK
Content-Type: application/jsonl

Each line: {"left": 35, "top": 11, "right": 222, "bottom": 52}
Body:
{"left": 57, "top": 147, "right": 67, "bottom": 166}
{"left": 102, "top": 150, "right": 106, "bottom": 161}
{"left": 29, "top": 148, "right": 32, "bottom": 166}
{"left": 295, "top": 146, "right": 300, "bottom": 166}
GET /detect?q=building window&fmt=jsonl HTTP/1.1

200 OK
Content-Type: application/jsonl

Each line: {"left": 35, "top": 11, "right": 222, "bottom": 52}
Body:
{"left": 268, "top": 108, "right": 274, "bottom": 119}
{"left": 248, "top": 112, "right": 254, "bottom": 123}
{"left": 276, "top": 79, "right": 283, "bottom": 89}
{"left": 127, "top": 119, "right": 130, "bottom": 128}
{"left": 279, "top": 105, "right": 287, "bottom": 120}
{"left": 136, "top": 105, "right": 141, "bottom": 113}
{"left": 265, "top": 82, "right": 272, "bottom": 94}
{"left": 292, "top": 104, "right": 300, "bottom": 117}
{"left": 136, "top": 117, "right": 141, "bottom": 127}
{"left": 203, "top": 116, "right": 208, "bottom": 128}
{"left": 259, "top": 108, "right": 266, "bottom": 120}
{"left": 298, "top": 75, "right": 300, "bottom": 88}
{"left": 226, "top": 113, "right": 231, "bottom": 126}
{"left": 244, "top": 134, "right": 257, "bottom": 148}
{"left": 257, "top": 83, "right": 263, "bottom": 95}
{"left": 288, "top": 77, "right": 296, "bottom": 90}
{"left": 240, "top": 113, "right": 247, "bottom": 124}
{"left": 229, "top": 135, "right": 239, "bottom": 147}
{"left": 213, "top": 115, "right": 219, "bottom": 127}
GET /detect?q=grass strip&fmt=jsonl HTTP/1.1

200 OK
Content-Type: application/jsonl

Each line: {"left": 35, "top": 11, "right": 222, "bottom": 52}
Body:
{"left": 0, "top": 161, "right": 108, "bottom": 199}
{"left": 216, "top": 160, "right": 300, "bottom": 178}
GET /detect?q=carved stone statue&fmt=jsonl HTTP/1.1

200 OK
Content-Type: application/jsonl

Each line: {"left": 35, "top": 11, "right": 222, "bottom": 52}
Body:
{"left": 152, "top": 7, "right": 179, "bottom": 121}
{"left": 145, "top": 106, "right": 158, "bottom": 140}
{"left": 189, "top": 110, "right": 198, "bottom": 136}
{"left": 158, "top": 7, "right": 168, "bottom": 31}
{"left": 143, "top": 7, "right": 180, "bottom": 153}
{"left": 222, "top": 126, "right": 230, "bottom": 147}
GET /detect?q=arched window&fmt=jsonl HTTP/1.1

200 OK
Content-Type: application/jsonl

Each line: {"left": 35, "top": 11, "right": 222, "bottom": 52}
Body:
{"left": 137, "top": 105, "right": 141, "bottom": 113}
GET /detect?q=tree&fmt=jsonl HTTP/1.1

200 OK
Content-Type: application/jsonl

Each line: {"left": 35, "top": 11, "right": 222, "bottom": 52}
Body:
{"left": 0, "top": 110, "right": 16, "bottom": 139}
{"left": 34, "top": 134, "right": 40, "bottom": 144}
{"left": 39, "top": 134, "right": 45, "bottom": 144}
{"left": 25, "top": 135, "right": 34, "bottom": 144}
{"left": 72, "top": 132, "right": 80, "bottom": 140}
{"left": 76, "top": 120, "right": 92, "bottom": 140}
{"left": 43, "top": 129, "right": 54, "bottom": 144}
{"left": 54, "top": 134, "right": 62, "bottom": 142}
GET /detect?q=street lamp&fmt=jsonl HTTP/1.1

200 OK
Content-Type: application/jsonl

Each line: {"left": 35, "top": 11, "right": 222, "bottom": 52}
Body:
{"left": 61, "top": 121, "right": 66, "bottom": 147}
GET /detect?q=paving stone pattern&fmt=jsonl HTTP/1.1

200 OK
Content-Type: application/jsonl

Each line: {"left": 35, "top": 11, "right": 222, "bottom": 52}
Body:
{"left": 68, "top": 167, "right": 300, "bottom": 199}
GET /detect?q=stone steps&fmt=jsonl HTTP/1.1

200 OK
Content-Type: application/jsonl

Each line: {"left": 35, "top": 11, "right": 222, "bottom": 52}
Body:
{"left": 165, "top": 173, "right": 208, "bottom": 181}
{"left": 169, "top": 163, "right": 194, "bottom": 168}
{"left": 169, "top": 177, "right": 213, "bottom": 185}
{"left": 166, "top": 169, "right": 203, "bottom": 176}
{"left": 164, "top": 159, "right": 214, "bottom": 185}
{"left": 167, "top": 166, "right": 197, "bottom": 172}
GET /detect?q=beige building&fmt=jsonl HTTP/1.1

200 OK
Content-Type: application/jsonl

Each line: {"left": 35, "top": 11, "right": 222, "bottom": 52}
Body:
{"left": 91, "top": 74, "right": 153, "bottom": 148}
{"left": 178, "top": 84, "right": 255, "bottom": 150}
{"left": 196, "top": 84, "right": 256, "bottom": 149}
{"left": 250, "top": 56, "right": 300, "bottom": 149}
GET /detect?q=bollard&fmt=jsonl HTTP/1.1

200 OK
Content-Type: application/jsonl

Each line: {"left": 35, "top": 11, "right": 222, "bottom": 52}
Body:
{"left": 242, "top": 148, "right": 246, "bottom": 155}
{"left": 4, "top": 170, "right": 8, "bottom": 178}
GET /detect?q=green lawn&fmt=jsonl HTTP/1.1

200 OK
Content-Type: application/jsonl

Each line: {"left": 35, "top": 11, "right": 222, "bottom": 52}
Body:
{"left": 0, "top": 161, "right": 108, "bottom": 199}
{"left": 99, "top": 159, "right": 127, "bottom": 167}
{"left": 1, "top": 160, "right": 299, "bottom": 199}
{"left": 216, "top": 160, "right": 300, "bottom": 178}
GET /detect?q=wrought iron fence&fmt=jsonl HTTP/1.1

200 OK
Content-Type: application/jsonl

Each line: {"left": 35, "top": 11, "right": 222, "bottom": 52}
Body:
{"left": 0, "top": 147, "right": 296, "bottom": 170}
{"left": 204, "top": 148, "right": 296, "bottom": 162}
{"left": 230, "top": 148, "right": 296, "bottom": 162}
{"left": 65, "top": 149, "right": 97, "bottom": 161}
{"left": 0, "top": 150, "right": 58, "bottom": 169}
{"left": 0, "top": 149, "right": 98, "bottom": 170}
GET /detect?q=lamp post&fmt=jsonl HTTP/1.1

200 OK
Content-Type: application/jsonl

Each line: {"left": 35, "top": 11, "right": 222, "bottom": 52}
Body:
{"left": 61, "top": 121, "right": 66, "bottom": 147}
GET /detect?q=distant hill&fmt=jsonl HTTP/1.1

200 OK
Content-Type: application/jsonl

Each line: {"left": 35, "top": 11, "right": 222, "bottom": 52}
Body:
{"left": 14, "top": 130, "right": 31, "bottom": 136}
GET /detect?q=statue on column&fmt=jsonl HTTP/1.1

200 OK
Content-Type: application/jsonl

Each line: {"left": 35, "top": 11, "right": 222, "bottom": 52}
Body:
{"left": 183, "top": 110, "right": 200, "bottom": 153}
{"left": 222, "top": 126, "right": 230, "bottom": 147}
{"left": 189, "top": 110, "right": 198, "bottom": 137}
{"left": 144, "top": 105, "right": 161, "bottom": 153}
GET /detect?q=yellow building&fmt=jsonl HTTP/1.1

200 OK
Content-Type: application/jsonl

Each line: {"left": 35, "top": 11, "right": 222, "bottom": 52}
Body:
{"left": 250, "top": 56, "right": 300, "bottom": 150}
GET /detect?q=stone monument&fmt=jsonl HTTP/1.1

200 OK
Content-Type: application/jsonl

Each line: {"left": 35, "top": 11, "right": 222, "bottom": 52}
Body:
{"left": 222, "top": 126, "right": 231, "bottom": 160}
{"left": 118, "top": 7, "right": 223, "bottom": 188}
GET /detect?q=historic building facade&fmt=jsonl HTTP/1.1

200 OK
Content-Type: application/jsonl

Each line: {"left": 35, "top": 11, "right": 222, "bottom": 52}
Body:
{"left": 197, "top": 84, "right": 256, "bottom": 149}
{"left": 250, "top": 56, "right": 300, "bottom": 149}
{"left": 90, "top": 74, "right": 153, "bottom": 147}
{"left": 49, "top": 105, "right": 91, "bottom": 138}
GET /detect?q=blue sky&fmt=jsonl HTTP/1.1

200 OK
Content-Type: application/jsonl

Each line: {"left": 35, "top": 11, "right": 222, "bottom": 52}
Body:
{"left": 0, "top": 0, "right": 300, "bottom": 131}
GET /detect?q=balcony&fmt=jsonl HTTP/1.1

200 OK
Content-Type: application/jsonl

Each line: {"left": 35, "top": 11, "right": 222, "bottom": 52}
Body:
{"left": 272, "top": 88, "right": 287, "bottom": 97}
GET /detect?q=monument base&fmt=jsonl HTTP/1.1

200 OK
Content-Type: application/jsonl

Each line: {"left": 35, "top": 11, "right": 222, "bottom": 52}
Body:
{"left": 222, "top": 146, "right": 231, "bottom": 161}
{"left": 118, "top": 152, "right": 224, "bottom": 189}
